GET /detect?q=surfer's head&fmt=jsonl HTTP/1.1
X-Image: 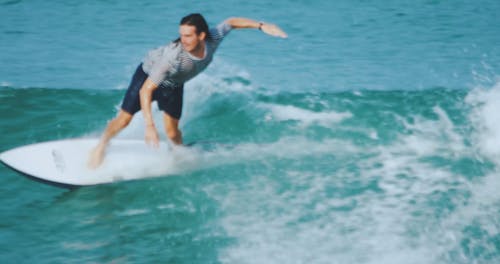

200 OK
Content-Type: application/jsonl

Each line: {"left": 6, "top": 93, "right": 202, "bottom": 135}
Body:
{"left": 180, "top": 13, "right": 209, "bottom": 38}
{"left": 178, "top": 13, "right": 209, "bottom": 53}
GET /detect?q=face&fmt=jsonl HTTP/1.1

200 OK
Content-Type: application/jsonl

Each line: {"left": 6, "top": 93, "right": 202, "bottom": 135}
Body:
{"left": 179, "top": 25, "right": 206, "bottom": 53}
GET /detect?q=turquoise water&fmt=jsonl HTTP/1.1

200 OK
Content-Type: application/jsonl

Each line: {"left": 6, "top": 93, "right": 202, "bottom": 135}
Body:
{"left": 1, "top": 0, "right": 500, "bottom": 263}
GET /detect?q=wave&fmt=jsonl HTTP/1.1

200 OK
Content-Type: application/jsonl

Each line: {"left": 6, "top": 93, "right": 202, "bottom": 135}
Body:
{"left": 2, "top": 67, "right": 500, "bottom": 263}
{"left": 198, "top": 83, "right": 500, "bottom": 263}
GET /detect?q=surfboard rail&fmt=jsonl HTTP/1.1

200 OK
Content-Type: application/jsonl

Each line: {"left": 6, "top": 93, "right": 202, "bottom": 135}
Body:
{"left": 0, "top": 138, "right": 175, "bottom": 188}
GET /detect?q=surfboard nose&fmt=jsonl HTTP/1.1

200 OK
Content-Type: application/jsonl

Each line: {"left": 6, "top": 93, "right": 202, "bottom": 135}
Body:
{"left": 1, "top": 138, "right": 176, "bottom": 188}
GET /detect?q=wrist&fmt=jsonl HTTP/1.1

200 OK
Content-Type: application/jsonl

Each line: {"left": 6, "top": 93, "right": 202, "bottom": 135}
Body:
{"left": 258, "top": 22, "right": 264, "bottom": 31}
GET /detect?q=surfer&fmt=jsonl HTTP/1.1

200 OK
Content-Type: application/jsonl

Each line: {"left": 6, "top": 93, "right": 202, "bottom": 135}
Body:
{"left": 88, "top": 13, "right": 287, "bottom": 168}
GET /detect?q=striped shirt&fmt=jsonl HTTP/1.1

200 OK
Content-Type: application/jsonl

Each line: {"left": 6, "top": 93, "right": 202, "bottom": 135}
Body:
{"left": 142, "top": 22, "right": 232, "bottom": 88}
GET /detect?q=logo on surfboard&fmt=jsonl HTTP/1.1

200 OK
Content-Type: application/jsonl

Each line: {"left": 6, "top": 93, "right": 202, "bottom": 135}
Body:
{"left": 51, "top": 149, "right": 66, "bottom": 173}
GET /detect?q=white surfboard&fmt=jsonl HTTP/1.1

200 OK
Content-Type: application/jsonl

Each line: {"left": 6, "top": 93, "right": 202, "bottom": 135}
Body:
{"left": 0, "top": 138, "right": 179, "bottom": 188}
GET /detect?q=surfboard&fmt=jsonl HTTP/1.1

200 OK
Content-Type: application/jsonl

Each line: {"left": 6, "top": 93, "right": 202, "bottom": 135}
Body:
{"left": 0, "top": 138, "right": 176, "bottom": 189}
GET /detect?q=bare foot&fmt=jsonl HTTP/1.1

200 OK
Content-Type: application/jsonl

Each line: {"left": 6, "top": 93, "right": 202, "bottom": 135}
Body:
{"left": 87, "top": 145, "right": 105, "bottom": 169}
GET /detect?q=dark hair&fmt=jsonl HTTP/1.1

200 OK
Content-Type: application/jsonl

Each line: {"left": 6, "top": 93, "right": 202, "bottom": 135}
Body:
{"left": 173, "top": 13, "right": 210, "bottom": 44}
{"left": 180, "top": 13, "right": 209, "bottom": 36}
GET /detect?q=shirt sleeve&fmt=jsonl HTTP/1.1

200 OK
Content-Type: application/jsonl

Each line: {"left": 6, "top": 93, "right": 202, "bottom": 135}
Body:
{"left": 147, "top": 43, "right": 180, "bottom": 85}
{"left": 209, "top": 22, "right": 232, "bottom": 43}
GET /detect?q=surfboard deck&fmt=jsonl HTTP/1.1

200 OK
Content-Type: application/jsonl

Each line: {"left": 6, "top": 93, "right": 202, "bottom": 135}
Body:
{"left": 0, "top": 138, "right": 176, "bottom": 189}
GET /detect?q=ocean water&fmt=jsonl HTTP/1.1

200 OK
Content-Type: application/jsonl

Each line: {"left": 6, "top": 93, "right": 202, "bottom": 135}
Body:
{"left": 1, "top": 0, "right": 500, "bottom": 263}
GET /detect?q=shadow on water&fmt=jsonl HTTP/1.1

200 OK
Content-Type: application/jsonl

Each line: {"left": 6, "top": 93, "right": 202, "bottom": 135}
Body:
{"left": 1, "top": 0, "right": 22, "bottom": 6}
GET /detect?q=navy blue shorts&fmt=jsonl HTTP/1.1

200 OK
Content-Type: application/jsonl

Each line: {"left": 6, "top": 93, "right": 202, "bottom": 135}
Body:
{"left": 121, "top": 64, "right": 184, "bottom": 120}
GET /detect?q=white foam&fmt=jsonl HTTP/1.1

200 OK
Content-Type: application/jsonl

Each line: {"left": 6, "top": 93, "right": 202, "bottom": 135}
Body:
{"left": 116, "top": 209, "right": 149, "bottom": 216}
{"left": 82, "top": 61, "right": 500, "bottom": 263}
{"left": 152, "top": 82, "right": 500, "bottom": 263}
{"left": 204, "top": 96, "right": 500, "bottom": 263}
{"left": 398, "top": 105, "right": 466, "bottom": 157}
{"left": 182, "top": 59, "right": 254, "bottom": 121}
{"left": 262, "top": 103, "right": 352, "bottom": 126}
{"left": 62, "top": 241, "right": 107, "bottom": 250}
{"left": 90, "top": 59, "right": 254, "bottom": 141}
{"left": 433, "top": 83, "right": 500, "bottom": 259}
{"left": 186, "top": 137, "right": 357, "bottom": 174}
{"left": 466, "top": 81, "right": 500, "bottom": 161}
{"left": 211, "top": 162, "right": 451, "bottom": 263}
{"left": 85, "top": 136, "right": 354, "bottom": 184}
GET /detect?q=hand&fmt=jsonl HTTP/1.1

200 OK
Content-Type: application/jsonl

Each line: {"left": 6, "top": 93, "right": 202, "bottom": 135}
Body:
{"left": 261, "top": 23, "right": 288, "bottom": 38}
{"left": 145, "top": 124, "right": 159, "bottom": 148}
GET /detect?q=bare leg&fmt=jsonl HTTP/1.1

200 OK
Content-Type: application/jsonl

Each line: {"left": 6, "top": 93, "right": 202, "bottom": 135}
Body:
{"left": 163, "top": 112, "right": 182, "bottom": 145}
{"left": 88, "top": 110, "right": 133, "bottom": 169}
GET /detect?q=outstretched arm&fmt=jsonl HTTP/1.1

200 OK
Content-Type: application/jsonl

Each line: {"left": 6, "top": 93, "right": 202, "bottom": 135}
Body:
{"left": 225, "top": 17, "right": 288, "bottom": 38}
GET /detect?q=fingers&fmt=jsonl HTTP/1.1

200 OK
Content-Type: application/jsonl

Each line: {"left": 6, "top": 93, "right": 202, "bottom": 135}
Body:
{"left": 272, "top": 26, "right": 288, "bottom": 38}
{"left": 263, "top": 24, "right": 288, "bottom": 38}
{"left": 145, "top": 127, "right": 160, "bottom": 148}
{"left": 149, "top": 137, "right": 159, "bottom": 148}
{"left": 149, "top": 134, "right": 159, "bottom": 147}
{"left": 146, "top": 137, "right": 159, "bottom": 148}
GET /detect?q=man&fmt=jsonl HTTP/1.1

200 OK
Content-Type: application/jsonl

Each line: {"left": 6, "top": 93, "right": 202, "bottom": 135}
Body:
{"left": 88, "top": 13, "right": 287, "bottom": 168}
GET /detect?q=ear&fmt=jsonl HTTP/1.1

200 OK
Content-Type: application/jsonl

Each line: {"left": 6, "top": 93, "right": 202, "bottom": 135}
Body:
{"left": 198, "top": 31, "right": 206, "bottom": 40}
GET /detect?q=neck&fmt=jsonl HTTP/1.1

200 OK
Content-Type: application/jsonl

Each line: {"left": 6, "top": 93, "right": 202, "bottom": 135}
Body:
{"left": 189, "top": 41, "right": 206, "bottom": 59}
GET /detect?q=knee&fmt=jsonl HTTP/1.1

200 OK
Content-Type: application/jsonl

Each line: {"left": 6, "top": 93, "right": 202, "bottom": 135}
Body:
{"left": 113, "top": 115, "right": 132, "bottom": 129}
{"left": 167, "top": 129, "right": 182, "bottom": 143}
